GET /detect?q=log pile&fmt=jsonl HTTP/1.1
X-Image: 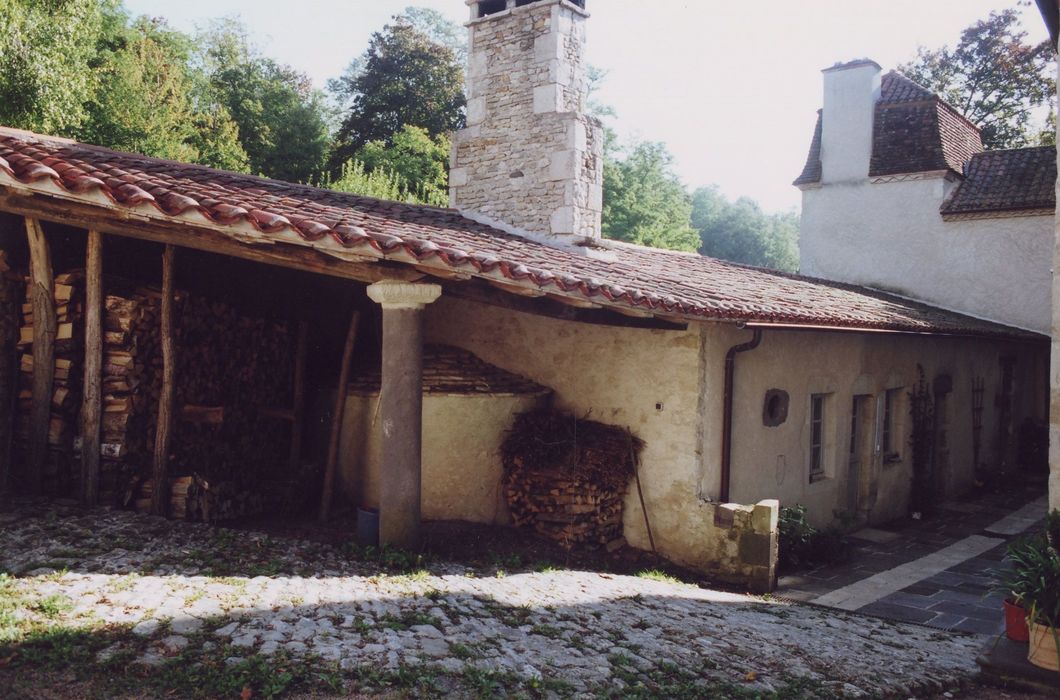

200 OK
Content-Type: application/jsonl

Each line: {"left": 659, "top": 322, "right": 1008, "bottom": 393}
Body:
{"left": 16, "top": 271, "right": 85, "bottom": 493}
{"left": 502, "top": 409, "right": 643, "bottom": 550}
{"left": 14, "top": 267, "right": 298, "bottom": 516}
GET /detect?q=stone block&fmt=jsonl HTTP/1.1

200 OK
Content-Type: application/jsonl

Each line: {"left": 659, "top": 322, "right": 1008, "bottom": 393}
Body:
{"left": 449, "top": 168, "right": 469, "bottom": 188}
{"left": 738, "top": 532, "right": 774, "bottom": 568}
{"left": 466, "top": 97, "right": 487, "bottom": 126}
{"left": 534, "top": 30, "right": 562, "bottom": 63}
{"left": 550, "top": 206, "right": 575, "bottom": 235}
{"left": 547, "top": 150, "right": 576, "bottom": 181}
{"left": 714, "top": 503, "right": 740, "bottom": 529}
{"left": 752, "top": 500, "right": 779, "bottom": 534}
{"left": 533, "top": 84, "right": 561, "bottom": 114}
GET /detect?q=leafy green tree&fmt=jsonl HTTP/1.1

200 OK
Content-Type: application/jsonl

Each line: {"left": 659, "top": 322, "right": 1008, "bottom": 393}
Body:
{"left": 899, "top": 9, "right": 1054, "bottom": 149}
{"left": 0, "top": 0, "right": 106, "bottom": 134}
{"left": 80, "top": 16, "right": 201, "bottom": 162}
{"left": 325, "top": 160, "right": 448, "bottom": 207}
{"left": 400, "top": 6, "right": 467, "bottom": 64}
{"left": 330, "top": 17, "right": 465, "bottom": 167}
{"left": 354, "top": 124, "right": 450, "bottom": 205}
{"left": 201, "top": 21, "right": 331, "bottom": 182}
{"left": 692, "top": 187, "right": 799, "bottom": 272}
{"left": 602, "top": 141, "right": 699, "bottom": 252}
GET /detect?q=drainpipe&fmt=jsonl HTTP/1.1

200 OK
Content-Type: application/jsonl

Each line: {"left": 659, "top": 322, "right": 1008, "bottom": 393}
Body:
{"left": 720, "top": 328, "right": 763, "bottom": 503}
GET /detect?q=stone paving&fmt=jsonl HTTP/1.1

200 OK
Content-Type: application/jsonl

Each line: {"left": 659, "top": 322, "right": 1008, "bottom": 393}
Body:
{"left": 0, "top": 499, "right": 986, "bottom": 698}
{"left": 778, "top": 484, "right": 1048, "bottom": 636}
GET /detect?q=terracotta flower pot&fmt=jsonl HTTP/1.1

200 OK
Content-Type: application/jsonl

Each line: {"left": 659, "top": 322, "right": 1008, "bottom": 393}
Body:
{"left": 1003, "top": 598, "right": 1030, "bottom": 642}
{"left": 1028, "top": 621, "right": 1060, "bottom": 672}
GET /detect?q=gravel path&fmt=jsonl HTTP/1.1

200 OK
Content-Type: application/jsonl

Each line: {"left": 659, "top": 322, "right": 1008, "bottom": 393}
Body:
{"left": 0, "top": 500, "right": 984, "bottom": 698}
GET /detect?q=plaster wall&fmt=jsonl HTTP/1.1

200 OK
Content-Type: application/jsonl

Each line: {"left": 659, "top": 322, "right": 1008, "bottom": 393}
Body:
{"left": 724, "top": 326, "right": 1046, "bottom": 527}
{"left": 424, "top": 296, "right": 772, "bottom": 581}
{"left": 821, "top": 63, "right": 882, "bottom": 184}
{"left": 800, "top": 176, "right": 1052, "bottom": 334}
{"left": 338, "top": 392, "right": 544, "bottom": 524}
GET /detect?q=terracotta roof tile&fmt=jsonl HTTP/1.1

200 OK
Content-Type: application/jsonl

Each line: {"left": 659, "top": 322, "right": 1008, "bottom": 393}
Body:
{"left": 0, "top": 128, "right": 1039, "bottom": 339}
{"left": 942, "top": 146, "right": 1057, "bottom": 216}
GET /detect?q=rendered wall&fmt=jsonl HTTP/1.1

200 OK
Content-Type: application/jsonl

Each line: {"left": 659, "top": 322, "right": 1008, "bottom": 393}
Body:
{"left": 722, "top": 325, "right": 1047, "bottom": 527}
{"left": 800, "top": 176, "right": 1052, "bottom": 334}
{"left": 338, "top": 392, "right": 544, "bottom": 524}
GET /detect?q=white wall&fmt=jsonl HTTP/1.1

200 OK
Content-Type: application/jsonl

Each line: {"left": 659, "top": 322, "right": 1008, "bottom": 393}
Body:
{"left": 800, "top": 175, "right": 1053, "bottom": 334}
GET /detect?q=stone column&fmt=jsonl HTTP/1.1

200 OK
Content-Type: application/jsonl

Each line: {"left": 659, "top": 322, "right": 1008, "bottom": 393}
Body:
{"left": 366, "top": 280, "right": 442, "bottom": 549}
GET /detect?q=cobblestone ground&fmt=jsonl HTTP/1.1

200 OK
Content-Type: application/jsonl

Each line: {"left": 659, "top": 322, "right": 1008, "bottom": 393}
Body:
{"left": 0, "top": 500, "right": 984, "bottom": 698}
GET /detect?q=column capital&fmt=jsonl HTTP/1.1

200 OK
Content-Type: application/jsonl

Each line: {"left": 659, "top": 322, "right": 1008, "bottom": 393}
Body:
{"left": 367, "top": 280, "right": 442, "bottom": 310}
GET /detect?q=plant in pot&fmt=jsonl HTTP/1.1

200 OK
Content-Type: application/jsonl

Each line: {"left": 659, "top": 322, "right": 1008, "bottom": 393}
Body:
{"left": 992, "top": 536, "right": 1038, "bottom": 642}
{"left": 1020, "top": 510, "right": 1060, "bottom": 672}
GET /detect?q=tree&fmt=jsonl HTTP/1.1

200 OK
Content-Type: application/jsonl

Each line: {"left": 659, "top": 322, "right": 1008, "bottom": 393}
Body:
{"left": 0, "top": 0, "right": 106, "bottom": 134}
{"left": 200, "top": 21, "right": 331, "bottom": 182}
{"left": 330, "top": 17, "right": 465, "bottom": 167}
{"left": 400, "top": 6, "right": 467, "bottom": 64}
{"left": 898, "top": 9, "right": 1054, "bottom": 149}
{"left": 325, "top": 159, "right": 448, "bottom": 207}
{"left": 354, "top": 124, "right": 450, "bottom": 204}
{"left": 602, "top": 141, "right": 699, "bottom": 252}
{"left": 692, "top": 187, "right": 799, "bottom": 272}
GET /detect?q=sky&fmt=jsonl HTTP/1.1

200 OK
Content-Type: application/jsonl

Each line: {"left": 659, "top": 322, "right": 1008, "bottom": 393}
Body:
{"left": 124, "top": 0, "right": 1050, "bottom": 213}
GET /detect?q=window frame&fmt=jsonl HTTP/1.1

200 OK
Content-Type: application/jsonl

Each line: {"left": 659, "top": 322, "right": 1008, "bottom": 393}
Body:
{"left": 809, "top": 393, "right": 827, "bottom": 483}
{"left": 882, "top": 388, "right": 903, "bottom": 463}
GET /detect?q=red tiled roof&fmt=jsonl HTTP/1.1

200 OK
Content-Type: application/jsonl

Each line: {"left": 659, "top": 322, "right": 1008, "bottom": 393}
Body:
{"left": 794, "top": 71, "right": 984, "bottom": 184}
{"left": 942, "top": 146, "right": 1057, "bottom": 216}
{"left": 0, "top": 128, "right": 1040, "bottom": 339}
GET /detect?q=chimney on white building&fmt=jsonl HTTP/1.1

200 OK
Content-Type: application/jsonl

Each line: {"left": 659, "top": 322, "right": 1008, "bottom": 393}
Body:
{"left": 820, "top": 59, "right": 882, "bottom": 183}
{"left": 450, "top": 0, "right": 604, "bottom": 241}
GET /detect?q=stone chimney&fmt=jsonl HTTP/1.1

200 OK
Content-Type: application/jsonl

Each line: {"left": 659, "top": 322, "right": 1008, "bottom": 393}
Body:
{"left": 450, "top": 0, "right": 604, "bottom": 241}
{"left": 820, "top": 59, "right": 882, "bottom": 183}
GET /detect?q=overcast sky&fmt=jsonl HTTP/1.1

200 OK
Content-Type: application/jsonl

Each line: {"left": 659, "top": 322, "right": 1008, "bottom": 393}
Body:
{"left": 125, "top": 0, "right": 1049, "bottom": 213}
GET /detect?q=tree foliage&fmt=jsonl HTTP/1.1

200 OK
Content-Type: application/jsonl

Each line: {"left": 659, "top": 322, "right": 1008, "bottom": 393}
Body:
{"left": 692, "top": 187, "right": 799, "bottom": 272}
{"left": 330, "top": 17, "right": 465, "bottom": 168}
{"left": 354, "top": 124, "right": 450, "bottom": 205}
{"left": 325, "top": 159, "right": 448, "bottom": 208}
{"left": 199, "top": 20, "right": 331, "bottom": 181}
{"left": 898, "top": 9, "right": 1054, "bottom": 149}
{"left": 0, "top": 0, "right": 106, "bottom": 134}
{"left": 602, "top": 140, "right": 699, "bottom": 252}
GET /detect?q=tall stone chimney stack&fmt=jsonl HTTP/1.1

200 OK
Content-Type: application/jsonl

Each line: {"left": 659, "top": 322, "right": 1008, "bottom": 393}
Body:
{"left": 820, "top": 59, "right": 882, "bottom": 183}
{"left": 450, "top": 0, "right": 604, "bottom": 241}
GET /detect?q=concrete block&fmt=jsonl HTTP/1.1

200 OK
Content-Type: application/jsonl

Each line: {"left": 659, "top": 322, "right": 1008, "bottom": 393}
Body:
{"left": 752, "top": 500, "right": 780, "bottom": 534}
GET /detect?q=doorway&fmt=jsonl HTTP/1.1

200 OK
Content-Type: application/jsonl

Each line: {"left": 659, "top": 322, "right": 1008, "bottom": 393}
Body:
{"left": 847, "top": 394, "right": 874, "bottom": 517}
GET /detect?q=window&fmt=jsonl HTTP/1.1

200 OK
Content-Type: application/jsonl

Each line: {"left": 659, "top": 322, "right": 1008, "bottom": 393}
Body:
{"left": 478, "top": 0, "right": 508, "bottom": 17}
{"left": 882, "top": 388, "right": 902, "bottom": 462}
{"left": 809, "top": 394, "right": 826, "bottom": 482}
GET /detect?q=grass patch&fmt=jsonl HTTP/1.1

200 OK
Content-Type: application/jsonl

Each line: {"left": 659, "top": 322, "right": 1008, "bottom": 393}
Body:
{"left": 635, "top": 569, "right": 683, "bottom": 585}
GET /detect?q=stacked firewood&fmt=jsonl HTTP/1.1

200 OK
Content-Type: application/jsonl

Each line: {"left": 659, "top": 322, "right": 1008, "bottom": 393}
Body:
{"left": 16, "top": 271, "right": 85, "bottom": 492}
{"left": 502, "top": 409, "right": 643, "bottom": 550}
{"left": 14, "top": 267, "right": 296, "bottom": 515}
{"left": 134, "top": 475, "right": 265, "bottom": 523}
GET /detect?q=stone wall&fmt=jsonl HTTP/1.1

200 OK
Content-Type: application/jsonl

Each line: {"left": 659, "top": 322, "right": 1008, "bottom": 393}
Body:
{"left": 451, "top": 0, "right": 603, "bottom": 239}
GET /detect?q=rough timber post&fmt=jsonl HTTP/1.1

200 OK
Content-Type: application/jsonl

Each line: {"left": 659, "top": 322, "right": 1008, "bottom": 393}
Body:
{"left": 151, "top": 244, "right": 176, "bottom": 517}
{"left": 81, "top": 230, "right": 102, "bottom": 506}
{"left": 25, "top": 218, "right": 55, "bottom": 495}
{"left": 366, "top": 280, "right": 441, "bottom": 549}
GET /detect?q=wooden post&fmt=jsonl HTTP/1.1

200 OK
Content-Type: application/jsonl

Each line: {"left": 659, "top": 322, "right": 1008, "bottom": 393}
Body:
{"left": 319, "top": 310, "right": 360, "bottom": 521}
{"left": 25, "top": 218, "right": 55, "bottom": 495}
{"left": 289, "top": 320, "right": 309, "bottom": 472}
{"left": 80, "top": 230, "right": 103, "bottom": 506}
{"left": 150, "top": 244, "right": 176, "bottom": 517}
